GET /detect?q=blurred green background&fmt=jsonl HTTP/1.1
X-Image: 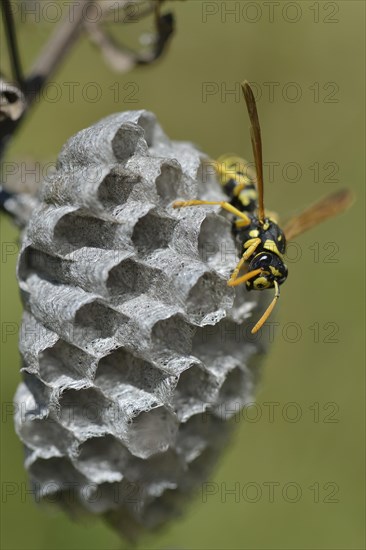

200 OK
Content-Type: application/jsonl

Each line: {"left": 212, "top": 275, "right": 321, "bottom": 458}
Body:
{"left": 1, "top": 1, "right": 364, "bottom": 549}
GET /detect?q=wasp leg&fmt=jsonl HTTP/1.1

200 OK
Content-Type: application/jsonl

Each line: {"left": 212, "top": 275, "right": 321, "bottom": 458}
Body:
{"left": 228, "top": 268, "right": 262, "bottom": 288}
{"left": 242, "top": 237, "right": 261, "bottom": 261}
{"left": 228, "top": 238, "right": 261, "bottom": 286}
{"left": 228, "top": 253, "right": 247, "bottom": 286}
{"left": 173, "top": 200, "right": 251, "bottom": 225}
{"left": 235, "top": 218, "right": 251, "bottom": 229}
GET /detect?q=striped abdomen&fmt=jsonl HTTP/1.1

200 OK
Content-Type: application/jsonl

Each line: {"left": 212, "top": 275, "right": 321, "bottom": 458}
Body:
{"left": 215, "top": 154, "right": 257, "bottom": 213}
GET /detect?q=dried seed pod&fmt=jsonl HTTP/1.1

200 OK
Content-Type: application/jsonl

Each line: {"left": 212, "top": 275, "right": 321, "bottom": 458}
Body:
{"left": 0, "top": 79, "right": 26, "bottom": 121}
{"left": 14, "top": 110, "right": 264, "bottom": 537}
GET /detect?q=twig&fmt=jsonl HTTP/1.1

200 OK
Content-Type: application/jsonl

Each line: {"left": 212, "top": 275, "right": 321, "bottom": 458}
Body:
{"left": 27, "top": 0, "right": 89, "bottom": 98}
{"left": 84, "top": 1, "right": 173, "bottom": 72}
{"left": 0, "top": 0, "right": 89, "bottom": 158}
{"left": 1, "top": 0, "right": 24, "bottom": 87}
{"left": 0, "top": 0, "right": 178, "bottom": 219}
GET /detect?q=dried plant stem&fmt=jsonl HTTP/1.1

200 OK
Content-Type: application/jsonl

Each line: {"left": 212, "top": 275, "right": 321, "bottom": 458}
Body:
{"left": 0, "top": 0, "right": 174, "bottom": 162}
{"left": 0, "top": 0, "right": 90, "bottom": 159}
{"left": 27, "top": 0, "right": 89, "bottom": 97}
{"left": 1, "top": 0, "right": 24, "bottom": 86}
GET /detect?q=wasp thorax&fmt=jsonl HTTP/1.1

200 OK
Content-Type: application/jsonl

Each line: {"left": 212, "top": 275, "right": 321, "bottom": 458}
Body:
{"left": 246, "top": 252, "right": 288, "bottom": 291}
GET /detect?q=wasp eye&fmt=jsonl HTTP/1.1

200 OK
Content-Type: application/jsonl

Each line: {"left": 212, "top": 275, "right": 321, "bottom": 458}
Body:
{"left": 251, "top": 252, "right": 273, "bottom": 271}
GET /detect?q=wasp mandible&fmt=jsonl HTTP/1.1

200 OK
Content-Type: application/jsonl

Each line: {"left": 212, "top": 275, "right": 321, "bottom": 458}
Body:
{"left": 173, "top": 81, "right": 353, "bottom": 334}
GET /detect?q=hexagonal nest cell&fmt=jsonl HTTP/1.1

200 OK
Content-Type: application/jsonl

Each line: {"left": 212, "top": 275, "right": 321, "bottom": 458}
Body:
{"left": 14, "top": 110, "right": 265, "bottom": 539}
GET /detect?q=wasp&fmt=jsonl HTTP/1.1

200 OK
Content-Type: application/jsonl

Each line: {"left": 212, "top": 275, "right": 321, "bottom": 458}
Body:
{"left": 173, "top": 81, "right": 353, "bottom": 334}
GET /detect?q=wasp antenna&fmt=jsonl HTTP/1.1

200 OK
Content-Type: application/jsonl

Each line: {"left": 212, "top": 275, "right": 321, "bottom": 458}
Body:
{"left": 251, "top": 281, "right": 280, "bottom": 334}
{"left": 241, "top": 81, "right": 265, "bottom": 223}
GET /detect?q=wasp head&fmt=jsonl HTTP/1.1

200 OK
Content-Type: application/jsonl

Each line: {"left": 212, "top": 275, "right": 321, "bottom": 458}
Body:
{"left": 246, "top": 252, "right": 288, "bottom": 291}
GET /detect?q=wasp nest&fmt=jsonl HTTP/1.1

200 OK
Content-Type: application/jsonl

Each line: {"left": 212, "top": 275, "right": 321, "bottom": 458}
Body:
{"left": 14, "top": 110, "right": 264, "bottom": 537}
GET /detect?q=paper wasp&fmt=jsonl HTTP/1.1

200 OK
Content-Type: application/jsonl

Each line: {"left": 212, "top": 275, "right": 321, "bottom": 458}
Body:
{"left": 173, "top": 81, "right": 353, "bottom": 334}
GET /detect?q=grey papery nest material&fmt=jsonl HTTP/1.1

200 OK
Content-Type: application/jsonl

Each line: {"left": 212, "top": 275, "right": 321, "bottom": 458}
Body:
{"left": 14, "top": 110, "right": 265, "bottom": 537}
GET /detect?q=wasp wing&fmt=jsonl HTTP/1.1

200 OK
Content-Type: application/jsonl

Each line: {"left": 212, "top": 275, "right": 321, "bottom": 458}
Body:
{"left": 284, "top": 189, "right": 353, "bottom": 241}
{"left": 241, "top": 81, "right": 265, "bottom": 222}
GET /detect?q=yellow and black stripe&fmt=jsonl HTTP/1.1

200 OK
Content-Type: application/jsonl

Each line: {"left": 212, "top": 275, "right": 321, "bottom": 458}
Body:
{"left": 215, "top": 154, "right": 257, "bottom": 213}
